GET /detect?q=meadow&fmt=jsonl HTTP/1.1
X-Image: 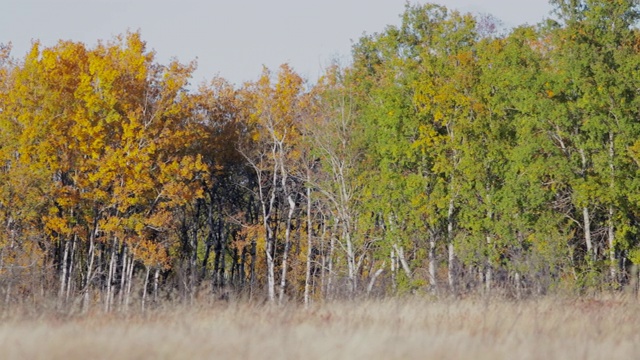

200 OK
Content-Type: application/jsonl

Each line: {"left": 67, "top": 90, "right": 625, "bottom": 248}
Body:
{"left": 0, "top": 295, "right": 638, "bottom": 360}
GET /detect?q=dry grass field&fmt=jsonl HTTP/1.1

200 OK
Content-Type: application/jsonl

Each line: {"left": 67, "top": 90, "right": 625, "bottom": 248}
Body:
{"left": 0, "top": 296, "right": 639, "bottom": 359}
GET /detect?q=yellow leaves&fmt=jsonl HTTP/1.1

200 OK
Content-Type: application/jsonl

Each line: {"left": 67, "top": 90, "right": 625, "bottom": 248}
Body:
{"left": 0, "top": 31, "right": 213, "bottom": 256}
{"left": 250, "top": 129, "right": 261, "bottom": 142}
{"left": 434, "top": 109, "right": 445, "bottom": 122}
{"left": 121, "top": 117, "right": 141, "bottom": 143}
{"left": 43, "top": 214, "right": 72, "bottom": 236}
{"left": 244, "top": 64, "right": 306, "bottom": 133}
{"left": 412, "top": 124, "right": 441, "bottom": 155}
{"left": 155, "top": 155, "right": 207, "bottom": 208}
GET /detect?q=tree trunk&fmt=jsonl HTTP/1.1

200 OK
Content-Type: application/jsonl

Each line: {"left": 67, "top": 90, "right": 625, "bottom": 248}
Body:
{"left": 608, "top": 206, "right": 617, "bottom": 283}
{"left": 608, "top": 131, "right": 617, "bottom": 284}
{"left": 485, "top": 234, "right": 493, "bottom": 293}
{"left": 240, "top": 247, "right": 247, "bottom": 287}
{"left": 583, "top": 207, "right": 594, "bottom": 258}
{"left": 391, "top": 248, "right": 397, "bottom": 294}
{"left": 319, "top": 220, "right": 327, "bottom": 299}
{"left": 213, "top": 218, "right": 225, "bottom": 290}
{"left": 446, "top": 121, "right": 458, "bottom": 294}
{"left": 345, "top": 229, "right": 357, "bottom": 295}
{"left": 326, "top": 223, "right": 336, "bottom": 299}
{"left": 428, "top": 230, "right": 437, "bottom": 292}
{"left": 278, "top": 195, "right": 295, "bottom": 304}
{"left": 249, "top": 239, "right": 256, "bottom": 299}
{"left": 118, "top": 244, "right": 127, "bottom": 310}
{"left": 393, "top": 244, "right": 412, "bottom": 280}
{"left": 82, "top": 219, "right": 97, "bottom": 313}
{"left": 367, "top": 262, "right": 386, "bottom": 295}
{"left": 265, "top": 231, "right": 276, "bottom": 303}
{"left": 59, "top": 238, "right": 69, "bottom": 301}
{"left": 263, "top": 144, "right": 279, "bottom": 303}
{"left": 204, "top": 196, "right": 215, "bottom": 284}
{"left": 218, "top": 229, "right": 226, "bottom": 296}
{"left": 66, "top": 235, "right": 77, "bottom": 302}
{"left": 579, "top": 148, "right": 594, "bottom": 259}
{"left": 447, "top": 195, "right": 456, "bottom": 292}
{"left": 202, "top": 242, "right": 212, "bottom": 281}
{"left": 125, "top": 256, "right": 135, "bottom": 310}
{"left": 105, "top": 238, "right": 117, "bottom": 313}
{"left": 153, "top": 268, "right": 160, "bottom": 303}
{"left": 304, "top": 185, "right": 313, "bottom": 307}
{"left": 141, "top": 266, "right": 150, "bottom": 312}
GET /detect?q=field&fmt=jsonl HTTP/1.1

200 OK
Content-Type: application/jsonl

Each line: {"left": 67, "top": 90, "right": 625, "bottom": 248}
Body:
{"left": 0, "top": 296, "right": 638, "bottom": 359}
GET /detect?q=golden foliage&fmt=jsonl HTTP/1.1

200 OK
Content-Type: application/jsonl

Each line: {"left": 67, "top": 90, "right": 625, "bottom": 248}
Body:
{"left": 0, "top": 32, "right": 210, "bottom": 268}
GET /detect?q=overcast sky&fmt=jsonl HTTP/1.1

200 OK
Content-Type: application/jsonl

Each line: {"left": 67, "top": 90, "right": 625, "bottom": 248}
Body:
{"left": 1, "top": 1, "right": 553, "bottom": 86}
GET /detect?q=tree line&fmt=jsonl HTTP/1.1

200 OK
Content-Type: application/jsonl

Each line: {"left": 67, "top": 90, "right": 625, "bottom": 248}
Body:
{"left": 1, "top": 0, "right": 640, "bottom": 311}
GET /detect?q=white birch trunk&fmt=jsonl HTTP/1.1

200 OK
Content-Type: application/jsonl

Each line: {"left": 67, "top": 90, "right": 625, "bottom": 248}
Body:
{"left": 125, "top": 256, "right": 135, "bottom": 310}
{"left": 326, "top": 227, "right": 336, "bottom": 299}
{"left": 367, "top": 262, "right": 386, "bottom": 295}
{"left": 59, "top": 238, "right": 69, "bottom": 301}
{"left": 393, "top": 244, "right": 412, "bottom": 280}
{"left": 264, "top": 144, "right": 279, "bottom": 303}
{"left": 105, "top": 238, "right": 117, "bottom": 313}
{"left": 141, "top": 266, "right": 150, "bottom": 312}
{"left": 447, "top": 196, "right": 455, "bottom": 292}
{"left": 579, "top": 148, "right": 594, "bottom": 259}
{"left": 608, "top": 206, "right": 616, "bottom": 282}
{"left": 118, "top": 246, "right": 127, "bottom": 309}
{"left": 345, "top": 228, "right": 357, "bottom": 294}
{"left": 583, "top": 207, "right": 594, "bottom": 258}
{"left": 153, "top": 268, "right": 160, "bottom": 303}
{"left": 428, "top": 231, "right": 437, "bottom": 292}
{"left": 82, "top": 225, "right": 97, "bottom": 313}
{"left": 390, "top": 248, "right": 397, "bottom": 294}
{"left": 66, "top": 235, "right": 76, "bottom": 302}
{"left": 278, "top": 195, "right": 295, "bottom": 304}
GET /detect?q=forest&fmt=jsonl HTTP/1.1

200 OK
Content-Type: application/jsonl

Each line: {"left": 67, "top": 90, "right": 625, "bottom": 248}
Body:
{"left": 1, "top": 0, "right": 640, "bottom": 312}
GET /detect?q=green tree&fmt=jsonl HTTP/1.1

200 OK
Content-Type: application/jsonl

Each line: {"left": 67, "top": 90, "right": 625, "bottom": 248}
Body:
{"left": 548, "top": 0, "right": 640, "bottom": 284}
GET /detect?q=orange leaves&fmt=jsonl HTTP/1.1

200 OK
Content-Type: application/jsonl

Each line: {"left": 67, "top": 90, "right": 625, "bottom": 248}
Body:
{"left": 546, "top": 89, "right": 555, "bottom": 98}
{"left": 132, "top": 237, "right": 170, "bottom": 269}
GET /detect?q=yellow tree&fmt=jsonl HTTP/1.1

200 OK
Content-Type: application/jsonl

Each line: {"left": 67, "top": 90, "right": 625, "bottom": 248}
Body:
{"left": 0, "top": 44, "right": 51, "bottom": 298}
{"left": 1, "top": 32, "right": 207, "bottom": 310}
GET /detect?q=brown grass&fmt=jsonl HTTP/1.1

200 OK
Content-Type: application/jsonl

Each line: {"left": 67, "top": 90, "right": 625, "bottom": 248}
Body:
{"left": 0, "top": 296, "right": 639, "bottom": 359}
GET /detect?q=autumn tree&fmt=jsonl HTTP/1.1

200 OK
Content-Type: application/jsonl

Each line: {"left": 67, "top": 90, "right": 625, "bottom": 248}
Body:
{"left": 0, "top": 32, "right": 208, "bottom": 310}
{"left": 239, "top": 64, "right": 308, "bottom": 303}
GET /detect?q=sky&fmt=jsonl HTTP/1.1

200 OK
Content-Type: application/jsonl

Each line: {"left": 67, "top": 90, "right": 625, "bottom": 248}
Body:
{"left": 1, "top": 1, "right": 553, "bottom": 87}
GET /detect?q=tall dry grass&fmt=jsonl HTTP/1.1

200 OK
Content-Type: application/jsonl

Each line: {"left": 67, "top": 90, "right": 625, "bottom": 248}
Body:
{"left": 0, "top": 296, "right": 639, "bottom": 359}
